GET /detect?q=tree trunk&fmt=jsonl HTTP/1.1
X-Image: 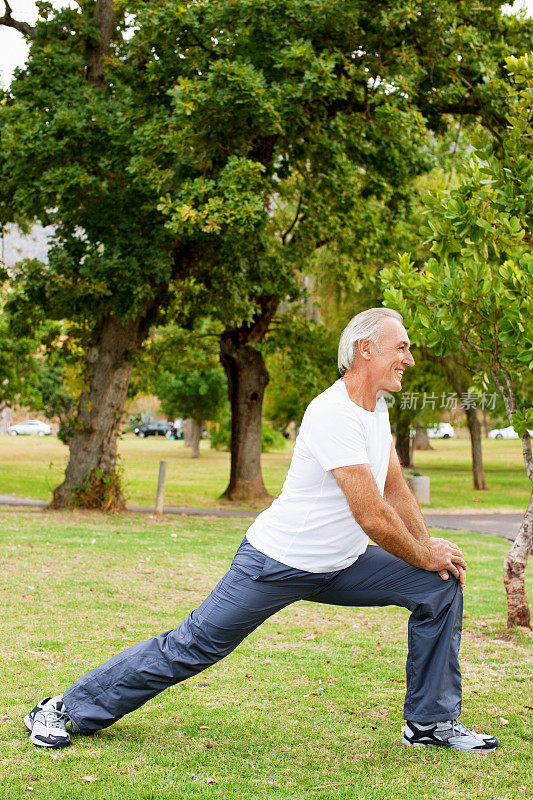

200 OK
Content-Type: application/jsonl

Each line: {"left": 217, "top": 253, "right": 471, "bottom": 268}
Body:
{"left": 86, "top": 0, "right": 117, "bottom": 89}
{"left": 51, "top": 314, "right": 146, "bottom": 510}
{"left": 503, "top": 486, "right": 532, "bottom": 629}
{"left": 0, "top": 403, "right": 12, "bottom": 435}
{"left": 426, "top": 352, "right": 488, "bottom": 496}
{"left": 464, "top": 405, "right": 488, "bottom": 490}
{"left": 395, "top": 416, "right": 413, "bottom": 468}
{"left": 413, "top": 426, "right": 433, "bottom": 450}
{"left": 219, "top": 336, "right": 271, "bottom": 502}
{"left": 183, "top": 418, "right": 193, "bottom": 447}
{"left": 490, "top": 367, "right": 532, "bottom": 628}
{"left": 191, "top": 419, "right": 201, "bottom": 459}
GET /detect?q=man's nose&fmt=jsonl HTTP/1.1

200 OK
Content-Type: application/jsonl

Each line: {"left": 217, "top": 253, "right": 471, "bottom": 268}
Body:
{"left": 404, "top": 351, "right": 415, "bottom": 367}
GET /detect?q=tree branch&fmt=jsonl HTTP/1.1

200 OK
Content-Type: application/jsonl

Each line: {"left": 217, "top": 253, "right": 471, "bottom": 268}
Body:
{"left": 281, "top": 195, "right": 302, "bottom": 246}
{"left": 0, "top": 0, "right": 35, "bottom": 39}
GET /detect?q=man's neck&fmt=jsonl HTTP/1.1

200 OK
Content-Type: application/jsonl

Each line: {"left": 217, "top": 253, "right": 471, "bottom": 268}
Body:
{"left": 341, "top": 371, "right": 379, "bottom": 411}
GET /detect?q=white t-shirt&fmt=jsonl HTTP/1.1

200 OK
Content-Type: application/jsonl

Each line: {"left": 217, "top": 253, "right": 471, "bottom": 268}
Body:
{"left": 246, "top": 379, "right": 392, "bottom": 572}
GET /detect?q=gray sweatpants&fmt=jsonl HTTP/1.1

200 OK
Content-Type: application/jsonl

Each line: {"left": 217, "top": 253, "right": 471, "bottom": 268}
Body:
{"left": 63, "top": 539, "right": 462, "bottom": 733}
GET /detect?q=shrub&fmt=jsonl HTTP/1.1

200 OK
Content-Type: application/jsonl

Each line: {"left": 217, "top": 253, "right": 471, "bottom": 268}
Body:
{"left": 211, "top": 422, "right": 287, "bottom": 453}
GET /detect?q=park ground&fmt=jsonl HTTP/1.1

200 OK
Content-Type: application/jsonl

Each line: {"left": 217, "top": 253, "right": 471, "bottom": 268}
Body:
{"left": 0, "top": 509, "right": 531, "bottom": 800}
{"left": 0, "top": 435, "right": 530, "bottom": 512}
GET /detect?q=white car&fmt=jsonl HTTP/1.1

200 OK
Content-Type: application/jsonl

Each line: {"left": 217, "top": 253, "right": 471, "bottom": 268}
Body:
{"left": 488, "top": 425, "right": 533, "bottom": 440}
{"left": 7, "top": 420, "right": 52, "bottom": 436}
{"left": 427, "top": 423, "right": 454, "bottom": 439}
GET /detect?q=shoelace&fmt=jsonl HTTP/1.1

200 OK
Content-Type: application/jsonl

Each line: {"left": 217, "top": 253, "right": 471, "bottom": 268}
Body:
{"left": 443, "top": 720, "right": 474, "bottom": 739}
{"left": 39, "top": 706, "right": 70, "bottom": 731}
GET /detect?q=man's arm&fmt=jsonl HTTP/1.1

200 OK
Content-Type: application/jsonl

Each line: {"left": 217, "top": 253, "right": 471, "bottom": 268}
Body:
{"left": 384, "top": 443, "right": 431, "bottom": 543}
{"left": 331, "top": 463, "right": 467, "bottom": 586}
{"left": 383, "top": 443, "right": 465, "bottom": 584}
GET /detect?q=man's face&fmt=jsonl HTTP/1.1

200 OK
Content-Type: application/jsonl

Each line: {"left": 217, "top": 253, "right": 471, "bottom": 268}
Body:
{"left": 370, "top": 317, "right": 415, "bottom": 392}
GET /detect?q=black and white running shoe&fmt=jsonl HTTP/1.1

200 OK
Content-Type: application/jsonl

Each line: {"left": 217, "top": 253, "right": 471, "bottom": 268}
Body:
{"left": 24, "top": 697, "right": 72, "bottom": 748}
{"left": 403, "top": 720, "right": 499, "bottom": 752}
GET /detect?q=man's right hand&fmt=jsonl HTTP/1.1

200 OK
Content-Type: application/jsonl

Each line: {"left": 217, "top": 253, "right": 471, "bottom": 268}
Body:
{"left": 421, "top": 537, "right": 467, "bottom": 588}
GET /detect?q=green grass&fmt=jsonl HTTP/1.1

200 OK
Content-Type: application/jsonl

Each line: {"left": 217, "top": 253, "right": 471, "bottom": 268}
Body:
{"left": 412, "top": 438, "right": 531, "bottom": 511}
{"left": 0, "top": 509, "right": 531, "bottom": 799}
{"left": 0, "top": 434, "right": 530, "bottom": 512}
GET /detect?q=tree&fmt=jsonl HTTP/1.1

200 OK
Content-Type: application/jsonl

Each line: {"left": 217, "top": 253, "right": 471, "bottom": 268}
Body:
{"left": 0, "top": 274, "right": 76, "bottom": 432}
{"left": 1, "top": 1, "right": 530, "bottom": 508}
{"left": 157, "top": 368, "right": 226, "bottom": 458}
{"left": 427, "top": 352, "right": 488, "bottom": 490}
{"left": 264, "top": 315, "right": 339, "bottom": 430}
{"left": 381, "top": 55, "right": 533, "bottom": 627}
{"left": 180, "top": 0, "right": 531, "bottom": 498}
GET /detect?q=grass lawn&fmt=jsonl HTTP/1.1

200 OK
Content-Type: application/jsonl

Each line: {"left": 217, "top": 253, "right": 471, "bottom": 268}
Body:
{"left": 0, "top": 434, "right": 530, "bottom": 513}
{"left": 0, "top": 508, "right": 531, "bottom": 800}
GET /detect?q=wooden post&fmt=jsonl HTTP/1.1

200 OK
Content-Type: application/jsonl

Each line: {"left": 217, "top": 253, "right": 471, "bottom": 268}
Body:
{"left": 155, "top": 460, "right": 166, "bottom": 516}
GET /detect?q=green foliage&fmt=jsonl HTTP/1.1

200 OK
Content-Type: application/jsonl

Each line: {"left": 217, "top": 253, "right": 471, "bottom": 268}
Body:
{"left": 32, "top": 360, "right": 77, "bottom": 444}
{"left": 382, "top": 56, "right": 533, "bottom": 434}
{"left": 131, "top": 321, "right": 222, "bottom": 397}
{"left": 0, "top": 311, "right": 38, "bottom": 409}
{"left": 0, "top": 292, "right": 78, "bottom": 426}
{"left": 264, "top": 315, "right": 338, "bottom": 426}
{"left": 157, "top": 368, "right": 227, "bottom": 425}
{"left": 513, "top": 407, "right": 533, "bottom": 438}
{"left": 2, "top": 1, "right": 530, "bottom": 336}
{"left": 211, "top": 420, "right": 287, "bottom": 453}
{"left": 209, "top": 422, "right": 232, "bottom": 452}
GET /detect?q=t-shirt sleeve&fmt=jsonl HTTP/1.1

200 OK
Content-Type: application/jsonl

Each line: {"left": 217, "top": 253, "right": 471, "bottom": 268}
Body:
{"left": 301, "top": 400, "right": 369, "bottom": 472}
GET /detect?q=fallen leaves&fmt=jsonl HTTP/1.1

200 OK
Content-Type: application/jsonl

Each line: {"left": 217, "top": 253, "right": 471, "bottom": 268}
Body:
{"left": 81, "top": 776, "right": 98, "bottom": 782}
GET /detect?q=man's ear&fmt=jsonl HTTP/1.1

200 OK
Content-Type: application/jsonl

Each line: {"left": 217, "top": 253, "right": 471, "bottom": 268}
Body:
{"left": 358, "top": 338, "right": 373, "bottom": 360}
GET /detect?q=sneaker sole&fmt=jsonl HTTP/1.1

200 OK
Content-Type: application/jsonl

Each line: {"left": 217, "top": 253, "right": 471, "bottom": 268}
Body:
{"left": 23, "top": 714, "right": 33, "bottom": 733}
{"left": 403, "top": 738, "right": 497, "bottom": 752}
{"left": 30, "top": 732, "right": 71, "bottom": 748}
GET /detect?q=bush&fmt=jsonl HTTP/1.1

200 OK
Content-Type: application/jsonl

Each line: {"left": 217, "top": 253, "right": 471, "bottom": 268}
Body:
{"left": 209, "top": 421, "right": 231, "bottom": 451}
{"left": 210, "top": 422, "right": 287, "bottom": 453}
{"left": 261, "top": 423, "right": 287, "bottom": 452}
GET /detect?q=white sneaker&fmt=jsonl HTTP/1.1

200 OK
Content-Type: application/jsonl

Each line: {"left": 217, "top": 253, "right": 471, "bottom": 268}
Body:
{"left": 24, "top": 697, "right": 71, "bottom": 748}
{"left": 403, "top": 720, "right": 499, "bottom": 752}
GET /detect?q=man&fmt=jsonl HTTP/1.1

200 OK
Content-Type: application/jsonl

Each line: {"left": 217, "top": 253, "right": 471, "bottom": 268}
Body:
{"left": 25, "top": 308, "right": 498, "bottom": 752}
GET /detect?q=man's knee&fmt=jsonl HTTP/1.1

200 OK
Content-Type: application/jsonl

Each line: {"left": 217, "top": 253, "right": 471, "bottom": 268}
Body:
{"left": 416, "top": 572, "right": 462, "bottom": 619}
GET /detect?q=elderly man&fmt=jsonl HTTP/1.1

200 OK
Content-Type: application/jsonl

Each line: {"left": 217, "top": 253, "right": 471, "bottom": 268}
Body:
{"left": 25, "top": 308, "right": 498, "bottom": 752}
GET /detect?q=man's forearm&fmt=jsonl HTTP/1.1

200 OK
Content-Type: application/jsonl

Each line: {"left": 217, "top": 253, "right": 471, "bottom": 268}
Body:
{"left": 360, "top": 502, "right": 430, "bottom": 569}
{"left": 384, "top": 482, "right": 431, "bottom": 543}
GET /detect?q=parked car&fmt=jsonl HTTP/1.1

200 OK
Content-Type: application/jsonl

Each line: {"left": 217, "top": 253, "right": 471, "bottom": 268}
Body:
{"left": 7, "top": 420, "right": 52, "bottom": 436}
{"left": 488, "top": 425, "right": 533, "bottom": 440}
{"left": 427, "top": 423, "right": 454, "bottom": 439}
{"left": 134, "top": 422, "right": 172, "bottom": 438}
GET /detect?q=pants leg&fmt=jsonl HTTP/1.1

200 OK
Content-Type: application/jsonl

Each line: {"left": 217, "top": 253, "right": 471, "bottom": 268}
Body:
{"left": 63, "top": 540, "right": 321, "bottom": 734}
{"left": 310, "top": 545, "right": 463, "bottom": 723}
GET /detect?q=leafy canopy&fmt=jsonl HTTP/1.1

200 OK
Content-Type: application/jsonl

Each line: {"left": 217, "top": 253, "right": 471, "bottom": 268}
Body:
{"left": 381, "top": 55, "right": 533, "bottom": 435}
{"left": 1, "top": 0, "right": 530, "bottom": 337}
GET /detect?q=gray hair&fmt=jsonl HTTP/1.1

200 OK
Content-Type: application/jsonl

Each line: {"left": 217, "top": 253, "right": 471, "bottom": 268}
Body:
{"left": 338, "top": 307, "right": 403, "bottom": 376}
